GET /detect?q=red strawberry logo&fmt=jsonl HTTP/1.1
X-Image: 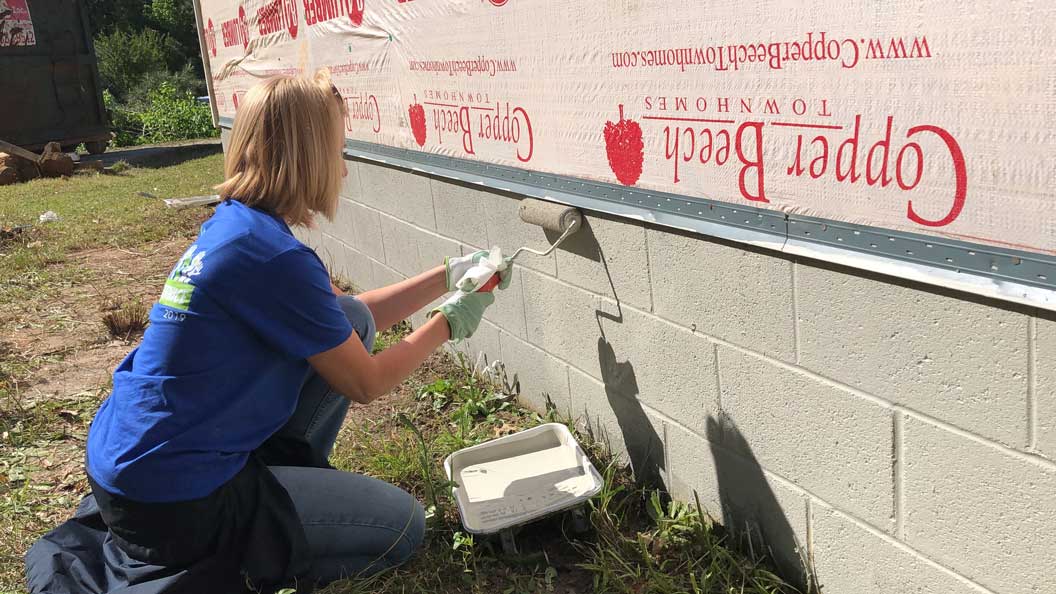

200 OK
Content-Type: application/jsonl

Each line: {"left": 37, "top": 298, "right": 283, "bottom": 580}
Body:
{"left": 349, "top": 0, "right": 365, "bottom": 27}
{"left": 604, "top": 104, "right": 643, "bottom": 186}
{"left": 408, "top": 95, "right": 426, "bottom": 147}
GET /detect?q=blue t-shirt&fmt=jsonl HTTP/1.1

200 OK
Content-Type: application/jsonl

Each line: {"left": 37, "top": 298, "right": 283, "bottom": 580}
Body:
{"left": 86, "top": 200, "right": 353, "bottom": 502}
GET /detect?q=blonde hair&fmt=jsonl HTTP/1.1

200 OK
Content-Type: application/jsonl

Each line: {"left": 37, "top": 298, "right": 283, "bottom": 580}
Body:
{"left": 216, "top": 71, "right": 347, "bottom": 226}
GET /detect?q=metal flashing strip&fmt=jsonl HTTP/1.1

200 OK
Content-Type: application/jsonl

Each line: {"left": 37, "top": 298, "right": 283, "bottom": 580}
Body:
{"left": 216, "top": 117, "right": 1056, "bottom": 311}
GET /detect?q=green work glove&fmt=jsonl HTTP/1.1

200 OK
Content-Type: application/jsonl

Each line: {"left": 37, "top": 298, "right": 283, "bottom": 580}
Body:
{"left": 444, "top": 250, "right": 489, "bottom": 291}
{"left": 430, "top": 290, "right": 495, "bottom": 341}
{"left": 496, "top": 257, "right": 514, "bottom": 290}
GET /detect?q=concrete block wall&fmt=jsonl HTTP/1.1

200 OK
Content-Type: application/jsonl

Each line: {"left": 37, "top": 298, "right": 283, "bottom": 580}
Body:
{"left": 297, "top": 154, "right": 1055, "bottom": 594}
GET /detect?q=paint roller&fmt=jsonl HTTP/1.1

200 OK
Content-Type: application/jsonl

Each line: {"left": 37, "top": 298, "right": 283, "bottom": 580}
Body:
{"left": 458, "top": 199, "right": 583, "bottom": 292}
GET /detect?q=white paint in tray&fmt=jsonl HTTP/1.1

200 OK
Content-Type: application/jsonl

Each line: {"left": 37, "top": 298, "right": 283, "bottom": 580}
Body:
{"left": 444, "top": 423, "right": 604, "bottom": 534}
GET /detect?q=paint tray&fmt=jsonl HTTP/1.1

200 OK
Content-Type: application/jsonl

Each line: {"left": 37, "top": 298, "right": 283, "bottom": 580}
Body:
{"left": 443, "top": 423, "right": 603, "bottom": 534}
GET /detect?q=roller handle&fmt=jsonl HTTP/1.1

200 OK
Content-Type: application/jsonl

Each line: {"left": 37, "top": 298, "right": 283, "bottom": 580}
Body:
{"left": 477, "top": 274, "right": 501, "bottom": 292}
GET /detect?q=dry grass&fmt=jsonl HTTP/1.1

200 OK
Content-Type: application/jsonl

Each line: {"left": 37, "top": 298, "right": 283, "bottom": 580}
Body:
{"left": 0, "top": 153, "right": 223, "bottom": 591}
{"left": 101, "top": 301, "right": 149, "bottom": 340}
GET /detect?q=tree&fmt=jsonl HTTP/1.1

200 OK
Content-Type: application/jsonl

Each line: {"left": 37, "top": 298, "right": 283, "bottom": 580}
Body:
{"left": 94, "top": 28, "right": 174, "bottom": 101}
{"left": 145, "top": 0, "right": 202, "bottom": 73}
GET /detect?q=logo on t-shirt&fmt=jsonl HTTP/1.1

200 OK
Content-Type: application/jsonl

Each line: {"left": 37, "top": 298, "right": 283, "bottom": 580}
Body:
{"left": 160, "top": 245, "right": 207, "bottom": 311}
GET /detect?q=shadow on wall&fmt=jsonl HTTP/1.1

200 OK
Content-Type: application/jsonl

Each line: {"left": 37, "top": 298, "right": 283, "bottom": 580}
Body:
{"left": 565, "top": 213, "right": 811, "bottom": 588}
{"left": 591, "top": 342, "right": 812, "bottom": 588}
{"left": 707, "top": 417, "right": 814, "bottom": 590}
{"left": 596, "top": 336, "right": 666, "bottom": 490}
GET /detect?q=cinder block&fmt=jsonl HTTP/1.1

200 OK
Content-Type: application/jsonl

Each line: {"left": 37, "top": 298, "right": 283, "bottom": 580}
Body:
{"left": 482, "top": 192, "right": 557, "bottom": 276}
{"left": 498, "top": 332, "right": 571, "bottom": 416}
{"left": 338, "top": 242, "right": 373, "bottom": 292}
{"left": 417, "top": 230, "right": 461, "bottom": 271}
{"left": 312, "top": 215, "right": 336, "bottom": 239}
{"left": 318, "top": 235, "right": 372, "bottom": 291}
{"left": 797, "top": 263, "right": 1030, "bottom": 446}
{"left": 521, "top": 270, "right": 720, "bottom": 435}
{"left": 430, "top": 178, "right": 489, "bottom": 249}
{"left": 555, "top": 213, "right": 651, "bottom": 310}
{"left": 409, "top": 295, "right": 445, "bottom": 331}
{"left": 663, "top": 422, "right": 721, "bottom": 514}
{"left": 339, "top": 157, "right": 362, "bottom": 201}
{"left": 344, "top": 200, "right": 385, "bottom": 262}
{"left": 647, "top": 229, "right": 795, "bottom": 361}
{"left": 331, "top": 198, "right": 357, "bottom": 243}
{"left": 718, "top": 346, "right": 895, "bottom": 527}
{"left": 459, "top": 319, "right": 504, "bottom": 371}
{"left": 812, "top": 505, "right": 989, "bottom": 594}
{"left": 294, "top": 225, "right": 320, "bottom": 251}
{"left": 568, "top": 368, "right": 667, "bottom": 487}
{"left": 371, "top": 260, "right": 405, "bottom": 297}
{"left": 356, "top": 161, "right": 435, "bottom": 229}
{"left": 481, "top": 262, "right": 528, "bottom": 340}
{"left": 311, "top": 233, "right": 342, "bottom": 276}
{"left": 903, "top": 415, "right": 1056, "bottom": 594}
{"left": 379, "top": 215, "right": 423, "bottom": 277}
{"left": 519, "top": 268, "right": 595, "bottom": 358}
{"left": 220, "top": 127, "right": 231, "bottom": 150}
{"left": 665, "top": 422, "right": 810, "bottom": 579}
{"left": 1037, "top": 316, "right": 1056, "bottom": 459}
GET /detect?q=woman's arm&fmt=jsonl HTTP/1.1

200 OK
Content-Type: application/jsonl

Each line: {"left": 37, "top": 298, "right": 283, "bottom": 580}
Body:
{"left": 308, "top": 313, "right": 450, "bottom": 404}
{"left": 357, "top": 265, "right": 447, "bottom": 331}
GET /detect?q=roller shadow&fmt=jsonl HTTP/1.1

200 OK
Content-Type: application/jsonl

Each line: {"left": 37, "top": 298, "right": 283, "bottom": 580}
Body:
{"left": 555, "top": 215, "right": 664, "bottom": 487}
{"left": 706, "top": 417, "right": 814, "bottom": 591}
{"left": 567, "top": 213, "right": 810, "bottom": 586}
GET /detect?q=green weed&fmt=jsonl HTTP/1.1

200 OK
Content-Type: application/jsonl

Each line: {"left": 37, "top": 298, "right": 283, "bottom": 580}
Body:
{"left": 328, "top": 350, "right": 807, "bottom": 594}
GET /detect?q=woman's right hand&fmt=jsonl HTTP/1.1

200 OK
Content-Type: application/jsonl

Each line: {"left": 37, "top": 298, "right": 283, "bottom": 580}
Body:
{"left": 430, "top": 290, "right": 495, "bottom": 341}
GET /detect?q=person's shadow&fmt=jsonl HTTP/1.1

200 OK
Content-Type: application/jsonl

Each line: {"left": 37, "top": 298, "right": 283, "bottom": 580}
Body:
{"left": 596, "top": 336, "right": 665, "bottom": 490}
{"left": 562, "top": 214, "right": 811, "bottom": 588}
{"left": 707, "top": 416, "right": 815, "bottom": 591}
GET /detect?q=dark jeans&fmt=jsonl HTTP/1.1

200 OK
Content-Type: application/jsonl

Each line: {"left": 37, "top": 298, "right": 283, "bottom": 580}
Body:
{"left": 262, "top": 296, "right": 426, "bottom": 583}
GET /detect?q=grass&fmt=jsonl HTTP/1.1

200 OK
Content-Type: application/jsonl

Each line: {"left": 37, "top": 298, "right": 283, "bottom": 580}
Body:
{"left": 101, "top": 300, "right": 150, "bottom": 340}
{"left": 0, "top": 153, "right": 224, "bottom": 591}
{"left": 0, "top": 153, "right": 222, "bottom": 304}
{"left": 0, "top": 153, "right": 809, "bottom": 593}
{"left": 325, "top": 337, "right": 806, "bottom": 594}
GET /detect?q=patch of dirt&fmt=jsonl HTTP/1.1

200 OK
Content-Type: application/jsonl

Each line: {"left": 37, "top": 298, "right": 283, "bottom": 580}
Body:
{"left": 15, "top": 344, "right": 126, "bottom": 406}
{"left": 0, "top": 239, "right": 192, "bottom": 585}
{"left": 1, "top": 239, "right": 184, "bottom": 368}
{"left": 343, "top": 351, "right": 455, "bottom": 430}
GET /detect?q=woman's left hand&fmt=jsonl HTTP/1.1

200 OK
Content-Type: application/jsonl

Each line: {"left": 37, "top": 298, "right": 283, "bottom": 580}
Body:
{"left": 444, "top": 250, "right": 490, "bottom": 291}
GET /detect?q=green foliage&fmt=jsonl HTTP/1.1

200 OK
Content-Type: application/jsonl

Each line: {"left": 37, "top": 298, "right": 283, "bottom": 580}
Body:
{"left": 83, "top": 0, "right": 152, "bottom": 36}
{"left": 137, "top": 83, "right": 215, "bottom": 144}
{"left": 144, "top": 0, "right": 202, "bottom": 69}
{"left": 145, "top": 0, "right": 196, "bottom": 32}
{"left": 127, "top": 65, "right": 206, "bottom": 109}
{"left": 88, "top": 0, "right": 208, "bottom": 145}
{"left": 324, "top": 352, "right": 809, "bottom": 594}
{"left": 94, "top": 28, "right": 177, "bottom": 101}
{"left": 105, "top": 83, "right": 216, "bottom": 147}
{"left": 451, "top": 531, "right": 477, "bottom": 576}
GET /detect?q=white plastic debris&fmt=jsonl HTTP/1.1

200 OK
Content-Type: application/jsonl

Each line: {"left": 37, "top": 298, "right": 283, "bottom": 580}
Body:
{"left": 38, "top": 211, "right": 60, "bottom": 223}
